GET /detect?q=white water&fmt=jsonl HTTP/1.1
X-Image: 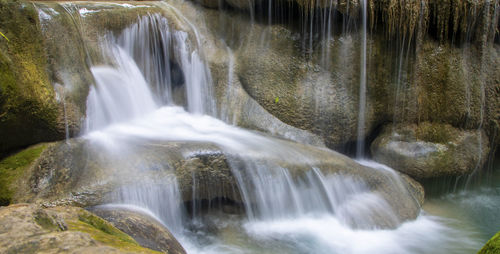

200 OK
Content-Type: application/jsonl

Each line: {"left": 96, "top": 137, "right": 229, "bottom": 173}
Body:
{"left": 81, "top": 12, "right": 482, "bottom": 254}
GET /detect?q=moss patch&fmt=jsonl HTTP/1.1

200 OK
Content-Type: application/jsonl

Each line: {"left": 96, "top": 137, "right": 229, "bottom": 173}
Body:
{"left": 478, "top": 231, "right": 500, "bottom": 254}
{"left": 67, "top": 211, "right": 160, "bottom": 253}
{"left": 0, "top": 0, "right": 63, "bottom": 155}
{"left": 0, "top": 143, "right": 47, "bottom": 206}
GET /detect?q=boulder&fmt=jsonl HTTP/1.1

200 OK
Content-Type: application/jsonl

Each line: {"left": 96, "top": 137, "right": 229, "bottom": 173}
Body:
{"left": 88, "top": 205, "right": 186, "bottom": 254}
{"left": 0, "top": 203, "right": 160, "bottom": 253}
{"left": 478, "top": 231, "right": 500, "bottom": 254}
{"left": 371, "top": 122, "right": 489, "bottom": 179}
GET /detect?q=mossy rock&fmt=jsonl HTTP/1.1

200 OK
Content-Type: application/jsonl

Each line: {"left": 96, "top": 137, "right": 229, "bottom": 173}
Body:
{"left": 0, "top": 0, "right": 65, "bottom": 155}
{"left": 89, "top": 206, "right": 187, "bottom": 254}
{"left": 0, "top": 204, "right": 163, "bottom": 253}
{"left": 478, "top": 231, "right": 500, "bottom": 254}
{"left": 0, "top": 143, "right": 48, "bottom": 206}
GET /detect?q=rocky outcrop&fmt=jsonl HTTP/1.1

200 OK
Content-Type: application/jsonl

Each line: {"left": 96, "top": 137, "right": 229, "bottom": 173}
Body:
{"left": 89, "top": 206, "right": 186, "bottom": 254}
{"left": 478, "top": 231, "right": 500, "bottom": 254}
{"left": 371, "top": 123, "right": 489, "bottom": 179}
{"left": 0, "top": 203, "right": 162, "bottom": 253}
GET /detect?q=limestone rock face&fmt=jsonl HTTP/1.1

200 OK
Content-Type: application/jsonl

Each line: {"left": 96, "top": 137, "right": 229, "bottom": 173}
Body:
{"left": 0, "top": 204, "right": 161, "bottom": 253}
{"left": 181, "top": 0, "right": 500, "bottom": 152}
{"left": 371, "top": 123, "right": 489, "bottom": 179}
{"left": 89, "top": 206, "right": 186, "bottom": 254}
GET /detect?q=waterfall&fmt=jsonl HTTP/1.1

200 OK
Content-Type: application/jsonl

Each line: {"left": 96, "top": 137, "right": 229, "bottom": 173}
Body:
{"left": 71, "top": 4, "right": 481, "bottom": 253}
{"left": 84, "top": 8, "right": 409, "bottom": 228}
{"left": 356, "top": 0, "right": 368, "bottom": 158}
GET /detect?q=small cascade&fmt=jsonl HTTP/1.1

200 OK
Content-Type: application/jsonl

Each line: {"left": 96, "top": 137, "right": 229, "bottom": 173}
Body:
{"left": 112, "top": 179, "right": 187, "bottom": 234}
{"left": 229, "top": 159, "right": 400, "bottom": 229}
{"left": 85, "top": 45, "right": 158, "bottom": 131}
{"left": 356, "top": 0, "right": 368, "bottom": 158}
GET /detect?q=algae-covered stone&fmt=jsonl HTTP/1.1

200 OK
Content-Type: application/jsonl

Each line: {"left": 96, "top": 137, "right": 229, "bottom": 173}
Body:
{"left": 0, "top": 203, "right": 161, "bottom": 253}
{"left": 371, "top": 123, "right": 489, "bottom": 179}
{"left": 478, "top": 231, "right": 500, "bottom": 254}
{"left": 0, "top": 143, "right": 48, "bottom": 206}
{"left": 0, "top": 1, "right": 65, "bottom": 155}
{"left": 89, "top": 206, "right": 186, "bottom": 254}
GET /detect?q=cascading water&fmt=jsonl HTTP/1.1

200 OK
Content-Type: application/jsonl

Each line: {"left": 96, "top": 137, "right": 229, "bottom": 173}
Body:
{"left": 76, "top": 8, "right": 482, "bottom": 254}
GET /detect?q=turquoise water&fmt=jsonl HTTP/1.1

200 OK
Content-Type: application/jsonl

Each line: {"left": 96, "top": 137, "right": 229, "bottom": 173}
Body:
{"left": 424, "top": 157, "right": 500, "bottom": 247}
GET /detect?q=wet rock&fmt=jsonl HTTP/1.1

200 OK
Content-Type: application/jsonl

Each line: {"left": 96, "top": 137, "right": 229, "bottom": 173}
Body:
{"left": 0, "top": 203, "right": 159, "bottom": 253}
{"left": 89, "top": 206, "right": 186, "bottom": 254}
{"left": 371, "top": 123, "right": 489, "bottom": 179}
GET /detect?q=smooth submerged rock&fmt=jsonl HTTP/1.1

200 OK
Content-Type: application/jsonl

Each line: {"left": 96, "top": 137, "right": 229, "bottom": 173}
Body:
{"left": 89, "top": 206, "right": 186, "bottom": 254}
{"left": 0, "top": 203, "right": 161, "bottom": 253}
{"left": 371, "top": 123, "right": 489, "bottom": 179}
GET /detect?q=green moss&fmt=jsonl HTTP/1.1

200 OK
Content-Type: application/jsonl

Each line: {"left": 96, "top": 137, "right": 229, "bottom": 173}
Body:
{"left": 0, "top": 143, "right": 47, "bottom": 206}
{"left": 478, "top": 231, "right": 500, "bottom": 254}
{"left": 0, "top": 0, "right": 63, "bottom": 154}
{"left": 67, "top": 211, "right": 160, "bottom": 253}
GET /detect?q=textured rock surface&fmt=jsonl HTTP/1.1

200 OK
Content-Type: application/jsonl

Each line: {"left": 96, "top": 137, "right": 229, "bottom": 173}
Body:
{"left": 371, "top": 123, "right": 489, "bottom": 179}
{"left": 177, "top": 0, "right": 500, "bottom": 152}
{"left": 0, "top": 203, "right": 161, "bottom": 253}
{"left": 89, "top": 206, "right": 186, "bottom": 254}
